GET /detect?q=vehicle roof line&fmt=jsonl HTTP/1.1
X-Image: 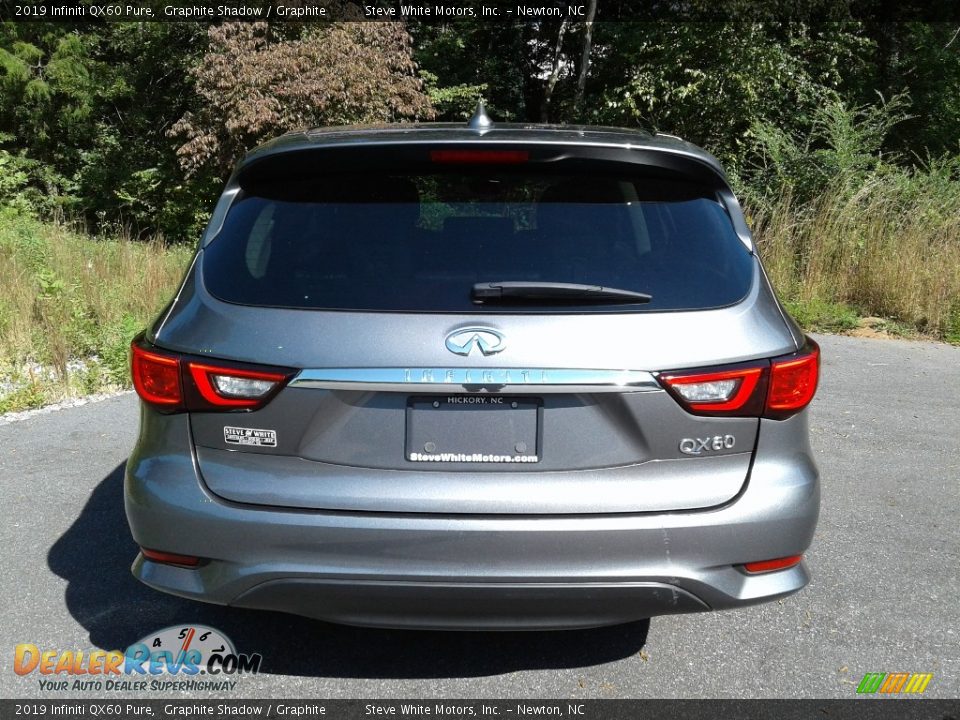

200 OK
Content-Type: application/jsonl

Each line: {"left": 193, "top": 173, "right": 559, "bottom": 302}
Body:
{"left": 243, "top": 128, "right": 724, "bottom": 176}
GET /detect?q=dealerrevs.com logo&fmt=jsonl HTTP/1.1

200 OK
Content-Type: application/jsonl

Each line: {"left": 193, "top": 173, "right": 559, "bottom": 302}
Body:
{"left": 14, "top": 625, "right": 262, "bottom": 692}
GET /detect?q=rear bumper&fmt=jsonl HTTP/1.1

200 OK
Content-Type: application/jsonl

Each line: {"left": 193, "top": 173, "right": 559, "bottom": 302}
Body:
{"left": 125, "top": 410, "right": 819, "bottom": 630}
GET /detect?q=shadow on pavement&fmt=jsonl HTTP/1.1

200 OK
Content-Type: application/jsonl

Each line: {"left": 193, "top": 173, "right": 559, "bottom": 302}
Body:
{"left": 48, "top": 462, "right": 650, "bottom": 679}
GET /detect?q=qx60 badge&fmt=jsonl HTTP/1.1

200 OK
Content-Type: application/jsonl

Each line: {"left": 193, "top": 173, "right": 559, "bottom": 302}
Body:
{"left": 679, "top": 434, "right": 736, "bottom": 455}
{"left": 445, "top": 327, "right": 506, "bottom": 357}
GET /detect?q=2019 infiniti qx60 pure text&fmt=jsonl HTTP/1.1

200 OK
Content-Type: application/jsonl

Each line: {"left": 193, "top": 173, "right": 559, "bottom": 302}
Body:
{"left": 126, "top": 106, "right": 820, "bottom": 630}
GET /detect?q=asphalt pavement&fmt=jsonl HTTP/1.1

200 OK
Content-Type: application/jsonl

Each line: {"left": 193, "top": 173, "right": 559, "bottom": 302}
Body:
{"left": 1, "top": 333, "right": 957, "bottom": 699}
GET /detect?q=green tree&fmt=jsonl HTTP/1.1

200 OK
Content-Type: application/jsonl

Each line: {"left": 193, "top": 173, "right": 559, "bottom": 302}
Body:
{"left": 170, "top": 22, "right": 434, "bottom": 177}
{"left": 0, "top": 24, "right": 100, "bottom": 212}
{"left": 412, "top": 22, "right": 534, "bottom": 120}
{"left": 0, "top": 23, "right": 209, "bottom": 236}
{"left": 588, "top": 23, "right": 872, "bottom": 167}
{"left": 862, "top": 22, "right": 960, "bottom": 155}
{"left": 72, "top": 23, "right": 210, "bottom": 238}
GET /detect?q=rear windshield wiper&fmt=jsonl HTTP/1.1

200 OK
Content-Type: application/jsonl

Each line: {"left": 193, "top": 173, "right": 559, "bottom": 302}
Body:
{"left": 472, "top": 281, "right": 652, "bottom": 305}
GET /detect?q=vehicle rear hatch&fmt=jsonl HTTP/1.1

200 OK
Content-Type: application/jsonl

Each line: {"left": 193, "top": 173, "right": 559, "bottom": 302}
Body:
{"left": 155, "top": 137, "right": 799, "bottom": 514}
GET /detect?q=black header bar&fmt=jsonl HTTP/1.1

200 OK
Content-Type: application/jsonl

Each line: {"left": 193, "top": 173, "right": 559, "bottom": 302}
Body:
{"left": 5, "top": 0, "right": 960, "bottom": 22}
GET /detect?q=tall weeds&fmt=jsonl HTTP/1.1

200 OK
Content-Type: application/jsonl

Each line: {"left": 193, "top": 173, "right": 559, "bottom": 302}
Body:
{"left": 753, "top": 174, "right": 960, "bottom": 339}
{"left": 0, "top": 210, "right": 193, "bottom": 409}
{"left": 742, "top": 96, "right": 960, "bottom": 342}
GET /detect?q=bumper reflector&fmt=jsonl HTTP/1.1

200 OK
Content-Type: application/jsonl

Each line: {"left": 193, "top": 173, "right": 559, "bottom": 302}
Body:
{"left": 141, "top": 548, "right": 201, "bottom": 568}
{"left": 743, "top": 554, "right": 803, "bottom": 574}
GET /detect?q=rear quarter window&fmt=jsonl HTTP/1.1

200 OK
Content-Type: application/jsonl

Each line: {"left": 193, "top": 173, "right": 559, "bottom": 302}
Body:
{"left": 202, "top": 171, "right": 755, "bottom": 313}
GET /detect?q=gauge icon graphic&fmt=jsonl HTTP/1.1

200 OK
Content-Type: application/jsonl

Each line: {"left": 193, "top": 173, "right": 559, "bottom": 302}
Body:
{"left": 126, "top": 625, "right": 235, "bottom": 674}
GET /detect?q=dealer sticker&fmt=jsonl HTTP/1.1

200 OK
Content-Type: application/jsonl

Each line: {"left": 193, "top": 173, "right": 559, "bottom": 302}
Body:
{"left": 224, "top": 426, "right": 277, "bottom": 447}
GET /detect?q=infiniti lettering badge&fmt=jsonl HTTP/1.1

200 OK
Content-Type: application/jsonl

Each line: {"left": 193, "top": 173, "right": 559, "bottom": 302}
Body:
{"left": 445, "top": 327, "right": 506, "bottom": 356}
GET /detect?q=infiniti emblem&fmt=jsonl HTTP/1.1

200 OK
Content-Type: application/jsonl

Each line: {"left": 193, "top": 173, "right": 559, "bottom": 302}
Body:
{"left": 445, "top": 327, "right": 506, "bottom": 356}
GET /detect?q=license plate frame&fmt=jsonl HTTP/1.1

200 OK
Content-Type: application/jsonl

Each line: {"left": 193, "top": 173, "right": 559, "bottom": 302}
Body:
{"left": 405, "top": 395, "right": 542, "bottom": 464}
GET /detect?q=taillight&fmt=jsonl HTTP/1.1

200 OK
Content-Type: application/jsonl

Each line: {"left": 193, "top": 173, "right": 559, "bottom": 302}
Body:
{"left": 187, "top": 363, "right": 289, "bottom": 409}
{"left": 131, "top": 344, "right": 183, "bottom": 408}
{"left": 130, "top": 335, "right": 292, "bottom": 413}
{"left": 766, "top": 340, "right": 819, "bottom": 419}
{"left": 430, "top": 150, "right": 529, "bottom": 164}
{"left": 659, "top": 366, "right": 764, "bottom": 414}
{"left": 658, "top": 337, "right": 819, "bottom": 420}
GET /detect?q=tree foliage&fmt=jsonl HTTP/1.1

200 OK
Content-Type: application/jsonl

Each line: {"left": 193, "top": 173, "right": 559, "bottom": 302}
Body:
{"left": 0, "top": 23, "right": 208, "bottom": 231}
{"left": 2, "top": 19, "right": 960, "bottom": 241}
{"left": 170, "top": 22, "right": 433, "bottom": 177}
{"left": 584, "top": 24, "right": 872, "bottom": 166}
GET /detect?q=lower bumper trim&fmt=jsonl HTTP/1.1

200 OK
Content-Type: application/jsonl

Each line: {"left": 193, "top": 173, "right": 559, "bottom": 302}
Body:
{"left": 230, "top": 579, "right": 709, "bottom": 630}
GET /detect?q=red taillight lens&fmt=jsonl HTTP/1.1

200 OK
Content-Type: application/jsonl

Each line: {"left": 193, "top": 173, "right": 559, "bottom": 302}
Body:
{"left": 187, "top": 362, "right": 288, "bottom": 409}
{"left": 658, "top": 337, "right": 820, "bottom": 420}
{"left": 659, "top": 366, "right": 764, "bottom": 414}
{"left": 140, "top": 548, "right": 201, "bottom": 568}
{"left": 743, "top": 554, "right": 803, "bottom": 574}
{"left": 430, "top": 150, "right": 529, "bottom": 164}
{"left": 131, "top": 343, "right": 183, "bottom": 408}
{"left": 767, "top": 340, "right": 819, "bottom": 417}
{"left": 131, "top": 335, "right": 292, "bottom": 413}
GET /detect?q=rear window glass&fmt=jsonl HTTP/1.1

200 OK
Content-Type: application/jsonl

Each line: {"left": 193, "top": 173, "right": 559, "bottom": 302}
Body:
{"left": 202, "top": 172, "right": 755, "bottom": 312}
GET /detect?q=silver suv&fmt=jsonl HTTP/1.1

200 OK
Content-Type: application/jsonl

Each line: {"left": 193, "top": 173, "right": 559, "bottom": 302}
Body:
{"left": 126, "top": 109, "right": 820, "bottom": 630}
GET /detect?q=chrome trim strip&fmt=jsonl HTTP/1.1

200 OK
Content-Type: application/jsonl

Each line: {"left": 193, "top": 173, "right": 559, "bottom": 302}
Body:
{"left": 289, "top": 368, "right": 661, "bottom": 394}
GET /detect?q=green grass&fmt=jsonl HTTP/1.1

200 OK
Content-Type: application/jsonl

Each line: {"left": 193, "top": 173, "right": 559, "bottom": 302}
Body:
{"left": 0, "top": 209, "right": 193, "bottom": 412}
{"left": 782, "top": 299, "right": 861, "bottom": 334}
{"left": 947, "top": 303, "right": 960, "bottom": 345}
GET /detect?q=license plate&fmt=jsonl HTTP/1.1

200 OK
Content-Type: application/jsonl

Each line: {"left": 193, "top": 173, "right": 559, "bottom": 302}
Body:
{"left": 406, "top": 396, "right": 540, "bottom": 464}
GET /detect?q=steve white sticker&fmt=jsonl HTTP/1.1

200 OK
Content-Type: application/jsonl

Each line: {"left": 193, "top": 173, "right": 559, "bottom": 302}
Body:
{"left": 224, "top": 426, "right": 277, "bottom": 447}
